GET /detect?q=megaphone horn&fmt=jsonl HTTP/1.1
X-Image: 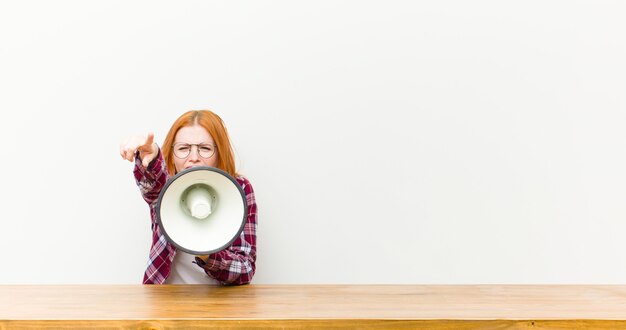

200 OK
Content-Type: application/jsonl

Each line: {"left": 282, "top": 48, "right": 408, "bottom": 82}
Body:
{"left": 156, "top": 166, "right": 248, "bottom": 255}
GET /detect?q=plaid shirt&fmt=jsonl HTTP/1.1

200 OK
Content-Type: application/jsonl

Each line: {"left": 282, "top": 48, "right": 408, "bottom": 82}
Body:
{"left": 133, "top": 149, "right": 257, "bottom": 285}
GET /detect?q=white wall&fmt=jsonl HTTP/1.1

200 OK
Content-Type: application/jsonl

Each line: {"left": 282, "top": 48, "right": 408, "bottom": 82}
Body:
{"left": 1, "top": 0, "right": 625, "bottom": 284}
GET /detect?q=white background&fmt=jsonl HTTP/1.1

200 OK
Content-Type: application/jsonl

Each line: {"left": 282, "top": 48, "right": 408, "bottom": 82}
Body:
{"left": 1, "top": 1, "right": 625, "bottom": 284}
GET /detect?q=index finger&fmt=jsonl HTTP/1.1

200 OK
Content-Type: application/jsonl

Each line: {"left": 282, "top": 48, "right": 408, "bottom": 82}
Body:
{"left": 144, "top": 132, "right": 154, "bottom": 148}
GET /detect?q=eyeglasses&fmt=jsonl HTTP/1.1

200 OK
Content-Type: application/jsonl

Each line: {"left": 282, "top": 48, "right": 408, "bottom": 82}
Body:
{"left": 172, "top": 143, "right": 217, "bottom": 159}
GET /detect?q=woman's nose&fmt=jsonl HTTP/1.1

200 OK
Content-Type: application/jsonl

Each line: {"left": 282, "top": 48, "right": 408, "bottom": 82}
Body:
{"left": 188, "top": 146, "right": 201, "bottom": 161}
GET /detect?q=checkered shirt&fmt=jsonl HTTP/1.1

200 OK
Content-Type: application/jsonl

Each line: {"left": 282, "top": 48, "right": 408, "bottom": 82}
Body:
{"left": 133, "top": 149, "right": 257, "bottom": 285}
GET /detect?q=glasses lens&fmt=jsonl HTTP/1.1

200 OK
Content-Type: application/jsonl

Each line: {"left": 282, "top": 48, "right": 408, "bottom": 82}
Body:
{"left": 198, "top": 145, "right": 215, "bottom": 158}
{"left": 173, "top": 144, "right": 191, "bottom": 158}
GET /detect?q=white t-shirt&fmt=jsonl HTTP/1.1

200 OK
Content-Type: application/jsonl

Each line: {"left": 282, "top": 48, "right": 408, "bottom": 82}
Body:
{"left": 165, "top": 251, "right": 220, "bottom": 284}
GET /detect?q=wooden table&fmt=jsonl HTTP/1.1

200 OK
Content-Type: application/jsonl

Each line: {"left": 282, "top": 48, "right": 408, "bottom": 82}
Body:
{"left": 1, "top": 285, "right": 626, "bottom": 329}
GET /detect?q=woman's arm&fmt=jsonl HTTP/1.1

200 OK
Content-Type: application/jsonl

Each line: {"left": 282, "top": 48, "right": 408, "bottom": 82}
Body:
{"left": 121, "top": 132, "right": 168, "bottom": 206}
{"left": 132, "top": 147, "right": 169, "bottom": 207}
{"left": 194, "top": 177, "right": 258, "bottom": 285}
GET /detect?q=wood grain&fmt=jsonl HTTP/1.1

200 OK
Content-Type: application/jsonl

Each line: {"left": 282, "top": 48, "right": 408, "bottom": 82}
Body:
{"left": 1, "top": 285, "right": 626, "bottom": 329}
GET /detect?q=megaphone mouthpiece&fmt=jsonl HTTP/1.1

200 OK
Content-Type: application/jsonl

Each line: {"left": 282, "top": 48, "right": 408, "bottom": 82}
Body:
{"left": 185, "top": 185, "right": 213, "bottom": 219}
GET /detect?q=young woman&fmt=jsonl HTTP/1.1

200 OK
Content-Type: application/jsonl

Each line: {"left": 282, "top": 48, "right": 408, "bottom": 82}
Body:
{"left": 120, "top": 110, "right": 257, "bottom": 285}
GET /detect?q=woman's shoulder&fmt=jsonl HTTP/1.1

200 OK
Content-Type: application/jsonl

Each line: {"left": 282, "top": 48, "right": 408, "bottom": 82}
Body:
{"left": 235, "top": 175, "right": 256, "bottom": 207}
{"left": 236, "top": 175, "right": 255, "bottom": 192}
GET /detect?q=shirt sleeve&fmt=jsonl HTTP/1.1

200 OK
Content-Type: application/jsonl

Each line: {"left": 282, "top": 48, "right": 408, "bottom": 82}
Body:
{"left": 133, "top": 148, "right": 169, "bottom": 208}
{"left": 194, "top": 177, "right": 258, "bottom": 285}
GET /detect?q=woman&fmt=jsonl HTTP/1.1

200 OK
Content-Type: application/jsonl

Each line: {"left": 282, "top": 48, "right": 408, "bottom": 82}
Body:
{"left": 120, "top": 110, "right": 257, "bottom": 285}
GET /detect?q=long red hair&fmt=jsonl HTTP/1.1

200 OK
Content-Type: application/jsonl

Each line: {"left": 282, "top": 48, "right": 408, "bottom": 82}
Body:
{"left": 162, "top": 110, "right": 238, "bottom": 178}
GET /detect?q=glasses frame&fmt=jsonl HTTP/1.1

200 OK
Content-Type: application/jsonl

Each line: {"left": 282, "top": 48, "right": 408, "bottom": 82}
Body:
{"left": 172, "top": 143, "right": 217, "bottom": 159}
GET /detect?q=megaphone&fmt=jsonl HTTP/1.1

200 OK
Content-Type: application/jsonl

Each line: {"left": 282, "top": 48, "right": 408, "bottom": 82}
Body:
{"left": 156, "top": 166, "right": 248, "bottom": 255}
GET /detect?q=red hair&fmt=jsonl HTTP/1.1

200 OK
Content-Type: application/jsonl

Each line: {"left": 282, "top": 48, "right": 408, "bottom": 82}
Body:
{"left": 162, "top": 110, "right": 238, "bottom": 178}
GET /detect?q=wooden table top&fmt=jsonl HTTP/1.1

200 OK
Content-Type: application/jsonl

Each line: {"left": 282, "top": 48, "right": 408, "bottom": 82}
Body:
{"left": 2, "top": 285, "right": 626, "bottom": 329}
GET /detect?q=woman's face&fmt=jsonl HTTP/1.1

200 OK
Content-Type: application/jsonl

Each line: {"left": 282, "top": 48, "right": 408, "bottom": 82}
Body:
{"left": 172, "top": 124, "right": 218, "bottom": 173}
